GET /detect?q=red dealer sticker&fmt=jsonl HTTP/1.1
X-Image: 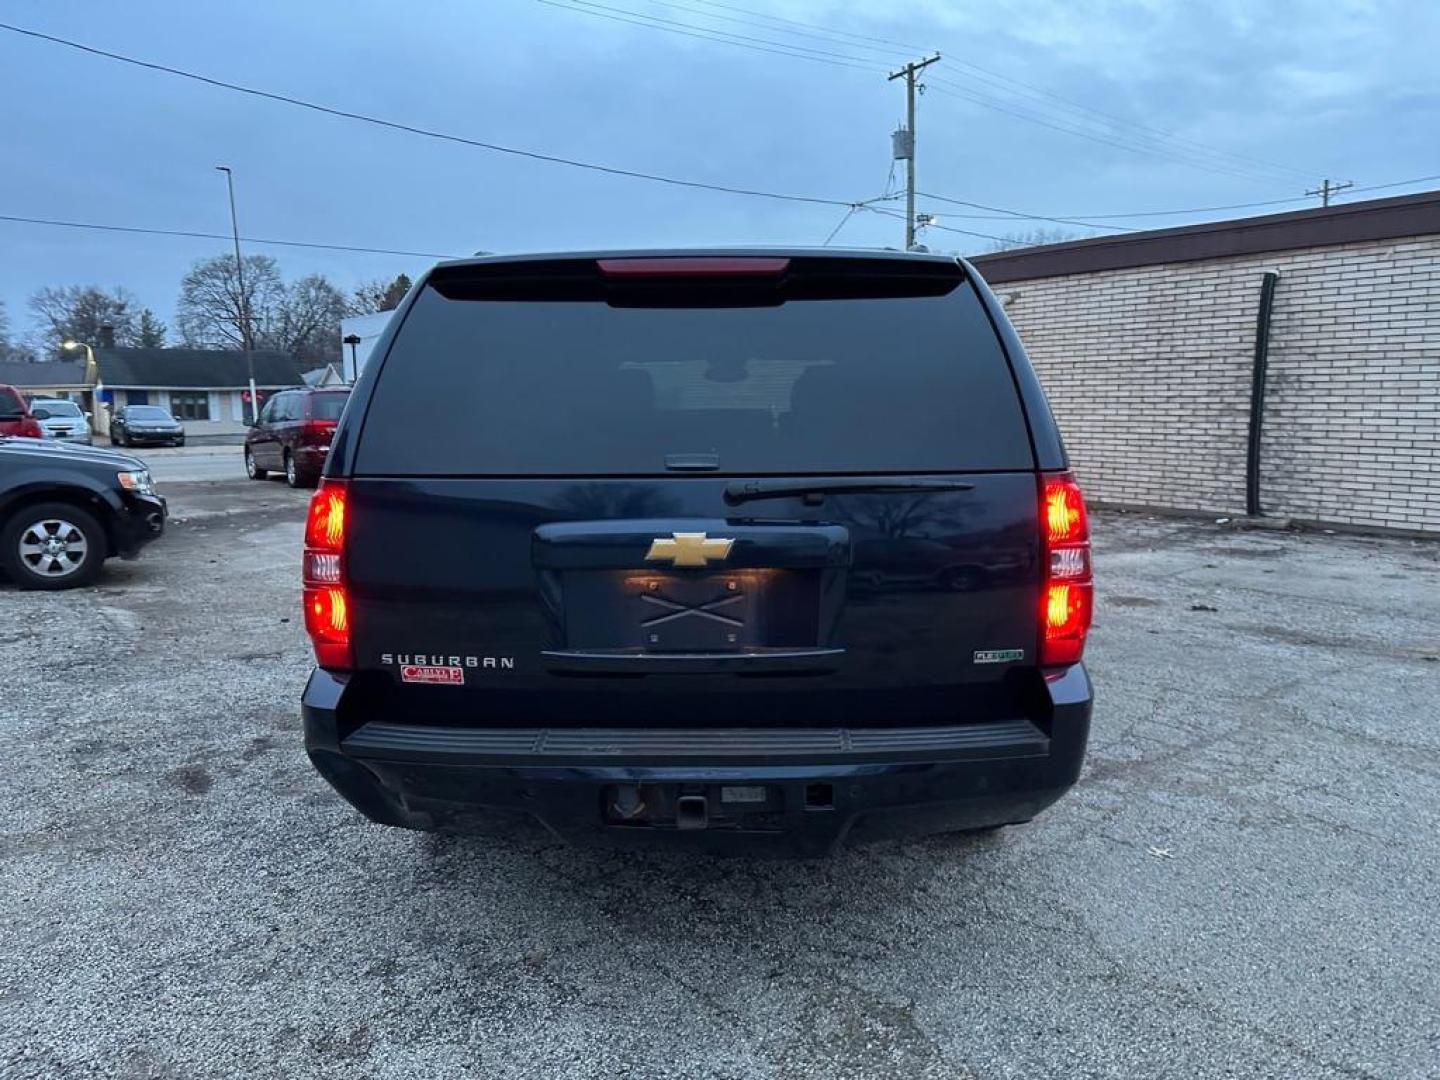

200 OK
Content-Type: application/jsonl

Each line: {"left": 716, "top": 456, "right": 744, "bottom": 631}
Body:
{"left": 400, "top": 665, "right": 465, "bottom": 686}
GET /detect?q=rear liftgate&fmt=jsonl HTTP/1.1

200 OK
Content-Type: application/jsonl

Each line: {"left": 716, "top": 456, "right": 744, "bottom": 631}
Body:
{"left": 534, "top": 519, "right": 852, "bottom": 831}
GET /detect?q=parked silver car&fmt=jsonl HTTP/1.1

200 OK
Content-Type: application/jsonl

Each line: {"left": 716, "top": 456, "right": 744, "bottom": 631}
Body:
{"left": 28, "top": 398, "right": 93, "bottom": 445}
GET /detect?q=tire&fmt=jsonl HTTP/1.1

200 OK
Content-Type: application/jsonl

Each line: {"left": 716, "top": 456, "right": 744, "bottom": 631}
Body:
{"left": 112, "top": 430, "right": 126, "bottom": 448}
{"left": 284, "top": 451, "right": 304, "bottom": 489}
{"left": 1, "top": 502, "right": 106, "bottom": 590}
{"left": 244, "top": 447, "right": 267, "bottom": 481}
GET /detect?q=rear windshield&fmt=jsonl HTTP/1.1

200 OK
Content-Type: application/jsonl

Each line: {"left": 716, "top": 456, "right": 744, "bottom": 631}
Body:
{"left": 356, "top": 276, "right": 1031, "bottom": 476}
{"left": 0, "top": 388, "right": 27, "bottom": 416}
{"left": 310, "top": 393, "right": 348, "bottom": 421}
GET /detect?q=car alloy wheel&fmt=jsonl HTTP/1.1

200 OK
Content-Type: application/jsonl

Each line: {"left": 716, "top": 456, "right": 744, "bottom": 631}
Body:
{"left": 17, "top": 516, "right": 90, "bottom": 580}
{"left": 285, "top": 453, "right": 299, "bottom": 488}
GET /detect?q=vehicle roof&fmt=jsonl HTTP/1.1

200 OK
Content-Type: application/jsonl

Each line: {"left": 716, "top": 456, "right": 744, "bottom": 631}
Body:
{"left": 432, "top": 247, "right": 966, "bottom": 271}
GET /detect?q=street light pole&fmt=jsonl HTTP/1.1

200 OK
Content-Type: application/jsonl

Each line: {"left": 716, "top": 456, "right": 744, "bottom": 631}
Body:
{"left": 61, "top": 340, "right": 102, "bottom": 435}
{"left": 215, "top": 165, "right": 259, "bottom": 421}
{"left": 342, "top": 334, "right": 362, "bottom": 384}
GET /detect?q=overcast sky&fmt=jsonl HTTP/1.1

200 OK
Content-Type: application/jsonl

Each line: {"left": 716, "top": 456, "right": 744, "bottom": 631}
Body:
{"left": 1, "top": 0, "right": 1435, "bottom": 346}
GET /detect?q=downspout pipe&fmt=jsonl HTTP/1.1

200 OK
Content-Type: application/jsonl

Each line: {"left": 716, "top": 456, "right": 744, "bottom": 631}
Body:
{"left": 1246, "top": 271, "right": 1280, "bottom": 517}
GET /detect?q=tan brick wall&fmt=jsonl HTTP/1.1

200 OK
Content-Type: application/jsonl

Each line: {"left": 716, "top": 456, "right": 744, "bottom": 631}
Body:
{"left": 997, "top": 236, "right": 1440, "bottom": 532}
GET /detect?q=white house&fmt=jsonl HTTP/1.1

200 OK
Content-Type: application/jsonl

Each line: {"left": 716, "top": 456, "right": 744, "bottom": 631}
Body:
{"left": 339, "top": 312, "right": 392, "bottom": 383}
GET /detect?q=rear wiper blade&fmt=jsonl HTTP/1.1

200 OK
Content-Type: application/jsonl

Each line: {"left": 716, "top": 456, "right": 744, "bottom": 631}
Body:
{"left": 724, "top": 477, "right": 975, "bottom": 505}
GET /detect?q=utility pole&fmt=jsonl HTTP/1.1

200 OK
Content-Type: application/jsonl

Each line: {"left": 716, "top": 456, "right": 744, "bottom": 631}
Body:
{"left": 215, "top": 165, "right": 259, "bottom": 422}
{"left": 888, "top": 53, "right": 940, "bottom": 250}
{"left": 1305, "top": 178, "right": 1353, "bottom": 207}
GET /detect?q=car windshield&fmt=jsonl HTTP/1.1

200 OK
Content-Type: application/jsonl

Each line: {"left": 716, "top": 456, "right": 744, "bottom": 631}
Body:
{"left": 37, "top": 401, "right": 82, "bottom": 417}
{"left": 126, "top": 407, "right": 174, "bottom": 421}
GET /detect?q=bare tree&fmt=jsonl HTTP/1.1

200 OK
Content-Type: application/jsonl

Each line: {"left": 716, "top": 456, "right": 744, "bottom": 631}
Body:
{"left": 176, "top": 254, "right": 284, "bottom": 351}
{"left": 275, "top": 274, "right": 347, "bottom": 360}
{"left": 986, "top": 228, "right": 1077, "bottom": 252}
{"left": 349, "top": 273, "right": 412, "bottom": 315}
{"left": 27, "top": 285, "right": 140, "bottom": 352}
{"left": 177, "top": 254, "right": 345, "bottom": 360}
{"left": 0, "top": 300, "right": 28, "bottom": 362}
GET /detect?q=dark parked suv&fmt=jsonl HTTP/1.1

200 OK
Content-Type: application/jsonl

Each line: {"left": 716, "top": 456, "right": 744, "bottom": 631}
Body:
{"left": 302, "top": 251, "right": 1093, "bottom": 854}
{"left": 0, "top": 435, "right": 165, "bottom": 588}
{"left": 244, "top": 387, "right": 349, "bottom": 488}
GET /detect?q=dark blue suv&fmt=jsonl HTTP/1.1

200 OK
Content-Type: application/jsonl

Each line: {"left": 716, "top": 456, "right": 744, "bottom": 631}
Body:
{"left": 300, "top": 250, "right": 1093, "bottom": 854}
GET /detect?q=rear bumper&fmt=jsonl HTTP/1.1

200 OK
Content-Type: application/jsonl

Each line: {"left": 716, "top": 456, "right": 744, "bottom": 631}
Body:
{"left": 294, "top": 444, "right": 329, "bottom": 470}
{"left": 303, "top": 665, "right": 1093, "bottom": 856}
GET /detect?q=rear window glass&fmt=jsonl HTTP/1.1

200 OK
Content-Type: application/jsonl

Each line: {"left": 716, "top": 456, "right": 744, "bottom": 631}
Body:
{"left": 310, "top": 393, "right": 348, "bottom": 421}
{"left": 0, "top": 388, "right": 26, "bottom": 415}
{"left": 356, "top": 277, "right": 1031, "bottom": 475}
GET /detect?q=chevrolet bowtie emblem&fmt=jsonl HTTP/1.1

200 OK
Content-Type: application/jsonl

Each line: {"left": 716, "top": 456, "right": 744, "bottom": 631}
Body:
{"left": 645, "top": 532, "right": 734, "bottom": 568}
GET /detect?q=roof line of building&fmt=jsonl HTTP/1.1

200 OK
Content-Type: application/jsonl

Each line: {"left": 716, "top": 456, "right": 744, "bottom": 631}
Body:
{"left": 971, "top": 188, "right": 1440, "bottom": 283}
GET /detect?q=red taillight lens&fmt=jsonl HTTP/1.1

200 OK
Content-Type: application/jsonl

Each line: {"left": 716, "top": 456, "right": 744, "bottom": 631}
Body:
{"left": 303, "top": 479, "right": 351, "bottom": 670}
{"left": 1043, "top": 475, "right": 1088, "bottom": 545}
{"left": 19, "top": 418, "right": 43, "bottom": 438}
{"left": 1040, "top": 472, "right": 1092, "bottom": 666}
{"left": 305, "top": 483, "right": 346, "bottom": 549}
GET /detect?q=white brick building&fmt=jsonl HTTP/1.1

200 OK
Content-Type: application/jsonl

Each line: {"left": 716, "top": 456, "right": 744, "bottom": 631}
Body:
{"left": 973, "top": 191, "right": 1440, "bottom": 534}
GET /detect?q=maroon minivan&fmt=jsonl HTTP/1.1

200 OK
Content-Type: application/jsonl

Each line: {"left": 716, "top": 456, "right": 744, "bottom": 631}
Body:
{"left": 243, "top": 387, "right": 350, "bottom": 489}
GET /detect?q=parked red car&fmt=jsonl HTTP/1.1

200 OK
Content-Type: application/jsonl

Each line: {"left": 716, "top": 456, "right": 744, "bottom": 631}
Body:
{"left": 0, "top": 385, "right": 45, "bottom": 439}
{"left": 243, "top": 387, "right": 350, "bottom": 488}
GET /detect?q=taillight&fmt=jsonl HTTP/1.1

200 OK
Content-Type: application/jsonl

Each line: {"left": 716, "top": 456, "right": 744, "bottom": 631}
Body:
{"left": 19, "top": 417, "right": 43, "bottom": 438}
{"left": 1040, "top": 472, "right": 1092, "bottom": 666}
{"left": 302, "top": 478, "right": 351, "bottom": 670}
{"left": 302, "top": 418, "right": 337, "bottom": 444}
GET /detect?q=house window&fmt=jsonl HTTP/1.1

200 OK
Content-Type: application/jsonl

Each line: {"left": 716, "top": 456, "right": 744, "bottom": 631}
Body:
{"left": 171, "top": 391, "right": 210, "bottom": 421}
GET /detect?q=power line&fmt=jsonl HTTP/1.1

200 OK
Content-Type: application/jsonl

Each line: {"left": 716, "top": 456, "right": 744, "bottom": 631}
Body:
{"left": 0, "top": 18, "right": 1149, "bottom": 238}
{"left": 919, "top": 172, "right": 1440, "bottom": 222}
{"left": 821, "top": 206, "right": 858, "bottom": 245}
{"left": 0, "top": 213, "right": 460, "bottom": 259}
{"left": 536, "top": 0, "right": 878, "bottom": 69}
{"left": 536, "top": 1, "right": 1306, "bottom": 185}
{"left": 915, "top": 191, "right": 1131, "bottom": 232}
{"left": 0, "top": 20, "right": 857, "bottom": 209}
{"left": 686, "top": 0, "right": 928, "bottom": 54}
{"left": 6, "top": 20, "right": 1425, "bottom": 241}
{"left": 924, "top": 81, "right": 1312, "bottom": 183}
{"left": 922, "top": 83, "right": 1284, "bottom": 185}
{"left": 861, "top": 205, "right": 1009, "bottom": 244}
{"left": 600, "top": 0, "right": 1318, "bottom": 182}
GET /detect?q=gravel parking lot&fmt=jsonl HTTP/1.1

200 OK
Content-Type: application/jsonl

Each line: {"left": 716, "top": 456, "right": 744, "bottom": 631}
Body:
{"left": 2, "top": 479, "right": 1437, "bottom": 1079}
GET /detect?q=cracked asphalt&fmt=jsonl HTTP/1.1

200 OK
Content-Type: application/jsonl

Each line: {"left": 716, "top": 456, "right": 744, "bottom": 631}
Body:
{"left": 2, "top": 477, "right": 1437, "bottom": 1079}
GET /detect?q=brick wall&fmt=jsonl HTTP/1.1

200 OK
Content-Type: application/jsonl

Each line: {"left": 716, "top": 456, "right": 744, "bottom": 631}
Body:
{"left": 995, "top": 236, "right": 1440, "bottom": 533}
